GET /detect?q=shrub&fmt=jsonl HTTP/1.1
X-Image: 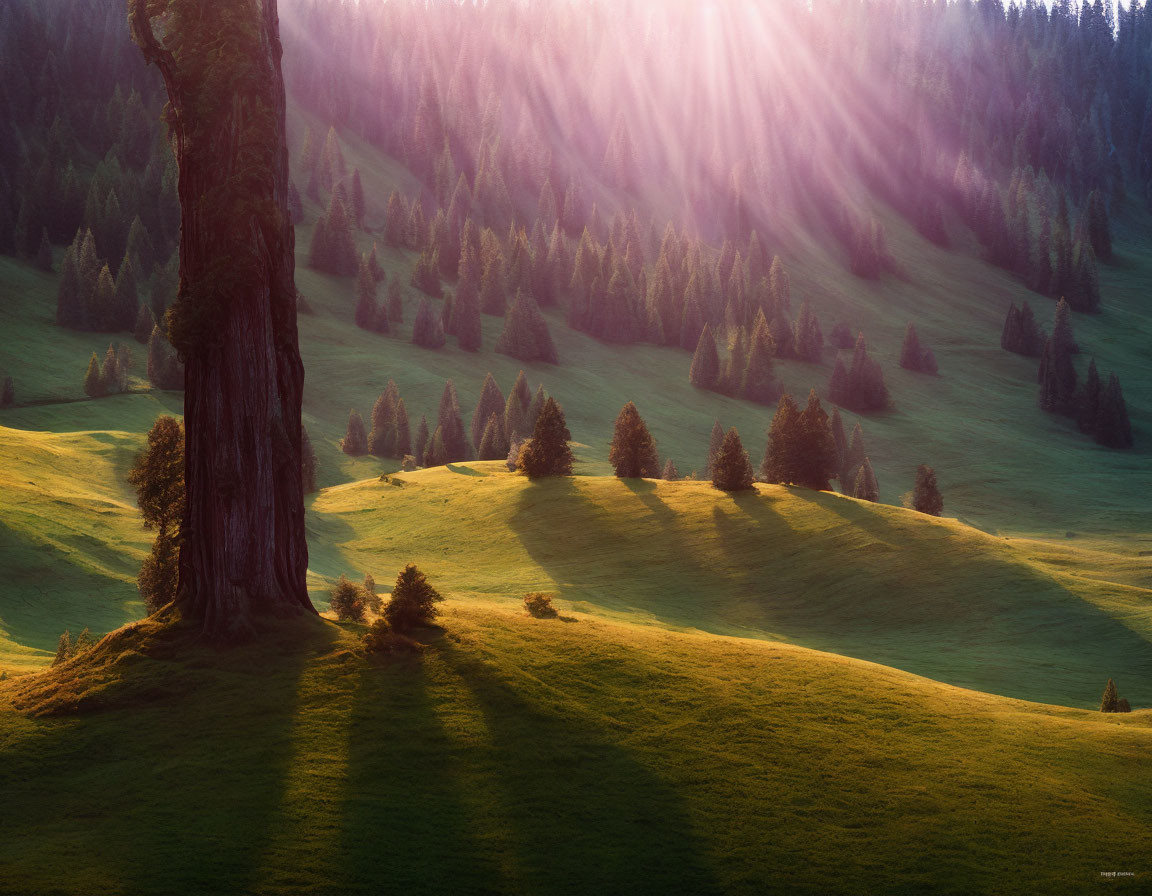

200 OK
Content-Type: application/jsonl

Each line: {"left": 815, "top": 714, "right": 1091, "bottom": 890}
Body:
{"left": 384, "top": 564, "right": 443, "bottom": 632}
{"left": 362, "top": 573, "right": 382, "bottom": 613}
{"left": 330, "top": 575, "right": 368, "bottom": 622}
{"left": 362, "top": 617, "right": 421, "bottom": 654}
{"left": 401, "top": 454, "right": 419, "bottom": 472}
{"left": 524, "top": 592, "right": 559, "bottom": 618}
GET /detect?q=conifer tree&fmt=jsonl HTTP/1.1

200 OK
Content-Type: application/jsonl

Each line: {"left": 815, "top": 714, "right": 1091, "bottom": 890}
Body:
{"left": 84, "top": 352, "right": 105, "bottom": 397}
{"left": 503, "top": 370, "right": 533, "bottom": 442}
{"left": 301, "top": 427, "right": 317, "bottom": 495}
{"left": 384, "top": 564, "right": 444, "bottom": 632}
{"left": 424, "top": 426, "right": 447, "bottom": 467}
{"left": 608, "top": 402, "right": 660, "bottom": 478}
{"left": 412, "top": 298, "right": 446, "bottom": 349}
{"left": 912, "top": 464, "right": 943, "bottom": 516}
{"left": 711, "top": 428, "right": 754, "bottom": 492}
{"left": 100, "top": 343, "right": 124, "bottom": 394}
{"left": 52, "top": 631, "right": 73, "bottom": 666}
{"left": 385, "top": 280, "right": 404, "bottom": 325}
{"left": 796, "top": 390, "right": 838, "bottom": 490}
{"left": 384, "top": 191, "right": 407, "bottom": 247}
{"left": 454, "top": 269, "right": 482, "bottom": 352}
{"left": 477, "top": 412, "right": 509, "bottom": 460}
{"left": 1100, "top": 678, "right": 1120, "bottom": 713}
{"left": 762, "top": 393, "right": 801, "bottom": 485}
{"left": 411, "top": 247, "right": 443, "bottom": 298}
{"left": 853, "top": 457, "right": 879, "bottom": 502}
{"left": 113, "top": 254, "right": 138, "bottom": 332}
{"left": 350, "top": 169, "right": 365, "bottom": 230}
{"left": 518, "top": 397, "right": 573, "bottom": 478}
{"left": 414, "top": 416, "right": 430, "bottom": 464}
{"left": 471, "top": 374, "right": 506, "bottom": 453}
{"left": 842, "top": 422, "right": 866, "bottom": 491}
{"left": 662, "top": 459, "right": 679, "bottom": 481}
{"left": 438, "top": 380, "right": 468, "bottom": 462}
{"left": 831, "top": 333, "right": 889, "bottom": 411}
{"left": 1038, "top": 299, "right": 1077, "bottom": 414}
{"left": 829, "top": 408, "right": 848, "bottom": 476}
{"left": 94, "top": 264, "right": 116, "bottom": 330}
{"left": 146, "top": 325, "right": 184, "bottom": 390}
{"left": 1082, "top": 190, "right": 1111, "bottom": 263}
{"left": 342, "top": 410, "right": 368, "bottom": 456}
{"left": 393, "top": 399, "right": 412, "bottom": 458}
{"left": 899, "top": 322, "right": 925, "bottom": 371}
{"left": 743, "top": 316, "right": 778, "bottom": 403}
{"left": 0, "top": 376, "right": 13, "bottom": 408}
{"left": 496, "top": 289, "right": 558, "bottom": 364}
{"left": 368, "top": 382, "right": 400, "bottom": 456}
{"left": 706, "top": 420, "right": 725, "bottom": 476}
{"left": 1077, "top": 359, "right": 1102, "bottom": 434}
{"left": 689, "top": 322, "right": 720, "bottom": 390}
{"left": 354, "top": 257, "right": 379, "bottom": 331}
{"left": 1095, "top": 373, "right": 1133, "bottom": 449}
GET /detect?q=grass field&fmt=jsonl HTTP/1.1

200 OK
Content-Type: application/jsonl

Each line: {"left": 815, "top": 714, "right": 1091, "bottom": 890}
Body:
{"left": 1, "top": 608, "right": 1150, "bottom": 896}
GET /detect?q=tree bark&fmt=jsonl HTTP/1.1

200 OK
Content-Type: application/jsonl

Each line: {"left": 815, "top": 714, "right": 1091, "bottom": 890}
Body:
{"left": 131, "top": 0, "right": 314, "bottom": 639}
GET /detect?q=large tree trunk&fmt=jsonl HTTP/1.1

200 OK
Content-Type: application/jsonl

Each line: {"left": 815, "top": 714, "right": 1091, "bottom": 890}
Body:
{"left": 131, "top": 0, "right": 314, "bottom": 639}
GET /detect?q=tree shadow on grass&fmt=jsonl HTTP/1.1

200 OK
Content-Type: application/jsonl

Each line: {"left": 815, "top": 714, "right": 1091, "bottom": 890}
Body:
{"left": 0, "top": 618, "right": 335, "bottom": 896}
{"left": 433, "top": 638, "right": 724, "bottom": 895}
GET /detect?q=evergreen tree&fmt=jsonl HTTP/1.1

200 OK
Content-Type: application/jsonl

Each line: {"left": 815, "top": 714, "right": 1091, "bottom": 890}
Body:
{"left": 480, "top": 253, "right": 506, "bottom": 315}
{"left": 1077, "top": 358, "right": 1102, "bottom": 434}
{"left": 471, "top": 373, "right": 506, "bottom": 453}
{"left": 362, "top": 573, "right": 381, "bottom": 614}
{"left": 829, "top": 407, "right": 848, "bottom": 476}
{"left": 354, "top": 256, "right": 379, "bottom": 331}
{"left": 342, "top": 410, "right": 368, "bottom": 456}
{"left": 1100, "top": 678, "right": 1120, "bottom": 713}
{"left": 853, "top": 457, "right": 879, "bottom": 502}
{"left": 424, "top": 426, "right": 447, "bottom": 467}
{"left": 52, "top": 631, "right": 73, "bottom": 666}
{"left": 608, "top": 401, "right": 660, "bottom": 478}
{"left": 414, "top": 416, "right": 430, "bottom": 464}
{"left": 477, "top": 412, "right": 509, "bottom": 460}
{"left": 454, "top": 269, "right": 482, "bottom": 351}
{"left": 842, "top": 422, "right": 866, "bottom": 491}
{"left": 368, "top": 381, "right": 400, "bottom": 456}
{"left": 384, "top": 191, "right": 407, "bottom": 247}
{"left": 662, "top": 459, "right": 679, "bottom": 481}
{"left": 83, "top": 352, "right": 104, "bottom": 397}
{"left": 301, "top": 427, "right": 318, "bottom": 495}
{"left": 394, "top": 399, "right": 412, "bottom": 457}
{"left": 1082, "top": 190, "right": 1111, "bottom": 263}
{"left": 899, "top": 322, "right": 927, "bottom": 372}
{"left": 742, "top": 316, "right": 778, "bottom": 403}
{"left": 912, "top": 464, "right": 943, "bottom": 515}
{"left": 495, "top": 289, "right": 558, "bottom": 364}
{"left": 350, "top": 169, "right": 365, "bottom": 229}
{"left": 100, "top": 343, "right": 124, "bottom": 394}
{"left": 411, "top": 247, "right": 443, "bottom": 297}
{"left": 1038, "top": 299, "right": 1077, "bottom": 414}
{"left": 35, "top": 228, "right": 53, "bottom": 272}
{"left": 437, "top": 380, "right": 468, "bottom": 461}
{"left": 384, "top": 564, "right": 444, "bottom": 632}
{"left": 831, "top": 333, "right": 889, "bottom": 411}
{"left": 133, "top": 291, "right": 155, "bottom": 345}
{"left": 518, "top": 397, "right": 573, "bottom": 478}
{"left": 0, "top": 376, "right": 13, "bottom": 408}
{"left": 1095, "top": 373, "right": 1133, "bottom": 449}
{"left": 412, "top": 298, "right": 446, "bottom": 349}
{"left": 762, "top": 393, "right": 802, "bottom": 485}
{"left": 312, "top": 195, "right": 358, "bottom": 276}
{"left": 689, "top": 322, "right": 720, "bottom": 390}
{"left": 146, "top": 325, "right": 184, "bottom": 390}
{"left": 503, "top": 370, "right": 533, "bottom": 442}
{"left": 93, "top": 264, "right": 116, "bottom": 331}
{"left": 711, "top": 428, "right": 754, "bottom": 492}
{"left": 795, "top": 390, "right": 838, "bottom": 490}
{"left": 706, "top": 420, "right": 724, "bottom": 476}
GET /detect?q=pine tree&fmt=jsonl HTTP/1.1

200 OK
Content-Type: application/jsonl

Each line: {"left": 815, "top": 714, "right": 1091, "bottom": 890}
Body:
{"left": 83, "top": 352, "right": 104, "bottom": 397}
{"left": 899, "top": 322, "right": 925, "bottom": 372}
{"left": 113, "top": 254, "right": 139, "bottom": 332}
{"left": 743, "top": 316, "right": 778, "bottom": 403}
{"left": 480, "top": 253, "right": 506, "bottom": 316}
{"left": 503, "top": 370, "right": 533, "bottom": 442}
{"left": 1095, "top": 373, "right": 1133, "bottom": 448}
{"left": 350, "top": 169, "right": 365, "bottom": 229}
{"left": 414, "top": 416, "right": 430, "bottom": 464}
{"left": 52, "top": 631, "right": 73, "bottom": 666}
{"left": 842, "top": 422, "right": 866, "bottom": 491}
{"left": 1038, "top": 299, "right": 1077, "bottom": 414}
{"left": 147, "top": 325, "right": 184, "bottom": 391}
{"left": 518, "top": 397, "right": 574, "bottom": 478}
{"left": 342, "top": 410, "right": 368, "bottom": 456}
{"left": 1082, "top": 190, "right": 1112, "bottom": 263}
{"left": 438, "top": 380, "right": 468, "bottom": 462}
{"left": 384, "top": 191, "right": 407, "bottom": 247}
{"left": 706, "top": 420, "right": 724, "bottom": 476}
{"left": 831, "top": 333, "right": 889, "bottom": 411}
{"left": 796, "top": 390, "right": 838, "bottom": 490}
{"left": 689, "top": 322, "right": 720, "bottom": 390}
{"left": 496, "top": 289, "right": 558, "bottom": 364}
{"left": 0, "top": 376, "right": 13, "bottom": 408}
{"left": 354, "top": 257, "right": 379, "bottom": 331}
{"left": 471, "top": 374, "right": 506, "bottom": 453}
{"left": 424, "top": 426, "right": 447, "bottom": 467}
{"left": 609, "top": 402, "right": 660, "bottom": 478}
{"left": 477, "top": 412, "right": 509, "bottom": 460}
{"left": 133, "top": 294, "right": 155, "bottom": 344}
{"left": 368, "top": 381, "right": 400, "bottom": 456}
{"left": 711, "top": 428, "right": 754, "bottom": 492}
{"left": 1100, "top": 678, "right": 1120, "bottom": 712}
{"left": 384, "top": 564, "right": 444, "bottom": 632}
{"left": 829, "top": 408, "right": 847, "bottom": 477}
{"left": 661, "top": 459, "right": 679, "bottom": 481}
{"left": 411, "top": 247, "right": 443, "bottom": 298}
{"left": 454, "top": 268, "right": 482, "bottom": 351}
{"left": 93, "top": 264, "right": 116, "bottom": 331}
{"left": 100, "top": 343, "right": 123, "bottom": 394}
{"left": 393, "top": 399, "right": 412, "bottom": 457}
{"left": 412, "top": 298, "right": 446, "bottom": 348}
{"left": 853, "top": 457, "right": 879, "bottom": 502}
{"left": 1077, "top": 358, "right": 1102, "bottom": 434}
{"left": 762, "top": 393, "right": 802, "bottom": 485}
{"left": 912, "top": 464, "right": 943, "bottom": 515}
{"left": 128, "top": 415, "right": 185, "bottom": 612}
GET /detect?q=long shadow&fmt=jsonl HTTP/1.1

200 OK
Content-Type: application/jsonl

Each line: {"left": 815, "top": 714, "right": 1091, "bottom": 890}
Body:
{"left": 434, "top": 638, "right": 723, "bottom": 895}
{"left": 332, "top": 654, "right": 505, "bottom": 895}
{"left": 0, "top": 619, "right": 332, "bottom": 896}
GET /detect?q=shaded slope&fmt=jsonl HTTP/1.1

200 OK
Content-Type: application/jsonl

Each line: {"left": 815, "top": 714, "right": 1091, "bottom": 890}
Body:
{"left": 314, "top": 467, "right": 1152, "bottom": 708}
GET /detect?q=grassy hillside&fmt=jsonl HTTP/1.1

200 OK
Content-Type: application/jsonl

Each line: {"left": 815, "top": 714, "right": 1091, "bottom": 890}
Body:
{"left": 1, "top": 609, "right": 1149, "bottom": 896}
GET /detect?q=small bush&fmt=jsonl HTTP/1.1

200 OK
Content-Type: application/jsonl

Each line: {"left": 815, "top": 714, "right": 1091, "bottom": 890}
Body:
{"left": 330, "top": 575, "right": 367, "bottom": 622}
{"left": 362, "top": 574, "right": 382, "bottom": 613}
{"left": 524, "top": 592, "right": 558, "bottom": 618}
{"left": 401, "top": 454, "right": 419, "bottom": 472}
{"left": 362, "top": 617, "right": 421, "bottom": 654}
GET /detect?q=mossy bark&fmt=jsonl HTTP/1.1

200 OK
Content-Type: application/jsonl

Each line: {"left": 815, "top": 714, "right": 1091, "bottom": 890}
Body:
{"left": 131, "top": 0, "right": 314, "bottom": 639}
